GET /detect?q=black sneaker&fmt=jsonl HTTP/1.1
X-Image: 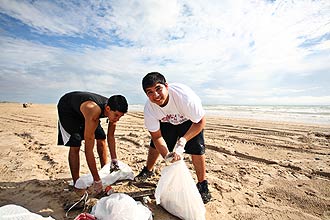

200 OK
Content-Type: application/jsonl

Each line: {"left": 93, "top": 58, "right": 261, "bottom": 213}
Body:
{"left": 134, "top": 166, "right": 154, "bottom": 182}
{"left": 196, "top": 180, "right": 212, "bottom": 204}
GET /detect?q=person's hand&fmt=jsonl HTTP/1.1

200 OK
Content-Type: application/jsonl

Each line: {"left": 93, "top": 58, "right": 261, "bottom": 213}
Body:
{"left": 110, "top": 159, "right": 120, "bottom": 173}
{"left": 73, "top": 186, "right": 87, "bottom": 197}
{"left": 164, "top": 152, "right": 181, "bottom": 163}
{"left": 91, "top": 180, "right": 103, "bottom": 194}
{"left": 174, "top": 137, "right": 186, "bottom": 155}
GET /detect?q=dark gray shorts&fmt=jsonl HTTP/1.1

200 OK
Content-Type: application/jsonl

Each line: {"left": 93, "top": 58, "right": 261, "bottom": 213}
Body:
{"left": 57, "top": 114, "right": 106, "bottom": 147}
{"left": 150, "top": 120, "right": 205, "bottom": 155}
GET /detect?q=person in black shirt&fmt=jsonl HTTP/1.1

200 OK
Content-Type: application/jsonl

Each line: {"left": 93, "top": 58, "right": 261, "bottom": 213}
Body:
{"left": 57, "top": 91, "right": 128, "bottom": 194}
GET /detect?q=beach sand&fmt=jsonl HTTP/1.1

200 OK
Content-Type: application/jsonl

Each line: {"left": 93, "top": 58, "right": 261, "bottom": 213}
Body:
{"left": 0, "top": 103, "right": 329, "bottom": 220}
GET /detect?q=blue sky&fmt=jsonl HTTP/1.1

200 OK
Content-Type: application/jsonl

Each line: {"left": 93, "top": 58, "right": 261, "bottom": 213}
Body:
{"left": 0, "top": 0, "right": 329, "bottom": 105}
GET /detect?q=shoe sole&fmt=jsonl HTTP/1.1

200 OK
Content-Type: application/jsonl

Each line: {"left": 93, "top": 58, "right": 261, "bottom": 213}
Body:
{"left": 202, "top": 193, "right": 211, "bottom": 204}
{"left": 134, "top": 174, "right": 154, "bottom": 182}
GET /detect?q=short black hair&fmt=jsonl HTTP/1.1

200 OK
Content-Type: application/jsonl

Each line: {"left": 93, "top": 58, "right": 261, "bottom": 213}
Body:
{"left": 142, "top": 72, "right": 166, "bottom": 92}
{"left": 107, "top": 95, "right": 128, "bottom": 113}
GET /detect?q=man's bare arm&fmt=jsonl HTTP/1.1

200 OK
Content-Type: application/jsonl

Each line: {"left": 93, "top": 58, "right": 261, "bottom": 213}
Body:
{"left": 107, "top": 122, "right": 117, "bottom": 160}
{"left": 80, "top": 101, "right": 101, "bottom": 181}
{"left": 182, "top": 116, "right": 206, "bottom": 141}
{"left": 150, "top": 129, "right": 168, "bottom": 158}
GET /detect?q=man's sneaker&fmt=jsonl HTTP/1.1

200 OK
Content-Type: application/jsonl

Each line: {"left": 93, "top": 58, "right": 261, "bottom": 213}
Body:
{"left": 134, "top": 166, "right": 154, "bottom": 182}
{"left": 196, "top": 180, "right": 212, "bottom": 204}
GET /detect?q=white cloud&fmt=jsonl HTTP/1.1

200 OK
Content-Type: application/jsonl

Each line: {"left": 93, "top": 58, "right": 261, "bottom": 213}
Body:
{"left": 0, "top": 0, "right": 329, "bottom": 104}
{"left": 0, "top": 0, "right": 81, "bottom": 35}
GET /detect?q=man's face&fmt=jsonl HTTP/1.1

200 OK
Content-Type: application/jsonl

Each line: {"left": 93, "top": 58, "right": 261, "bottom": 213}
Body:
{"left": 145, "top": 83, "right": 169, "bottom": 106}
{"left": 107, "top": 110, "right": 124, "bottom": 123}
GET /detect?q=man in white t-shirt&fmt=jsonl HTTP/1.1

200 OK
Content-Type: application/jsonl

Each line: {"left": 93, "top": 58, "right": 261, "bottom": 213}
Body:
{"left": 135, "top": 72, "right": 211, "bottom": 203}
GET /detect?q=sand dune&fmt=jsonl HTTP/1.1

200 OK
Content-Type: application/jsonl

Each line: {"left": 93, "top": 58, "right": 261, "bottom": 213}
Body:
{"left": 0, "top": 103, "right": 329, "bottom": 219}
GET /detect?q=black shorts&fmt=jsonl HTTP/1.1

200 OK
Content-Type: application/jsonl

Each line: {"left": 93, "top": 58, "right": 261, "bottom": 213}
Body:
{"left": 150, "top": 120, "right": 205, "bottom": 155}
{"left": 57, "top": 112, "right": 106, "bottom": 147}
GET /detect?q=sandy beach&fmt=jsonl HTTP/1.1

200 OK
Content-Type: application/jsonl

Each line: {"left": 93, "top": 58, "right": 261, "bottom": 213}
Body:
{"left": 0, "top": 103, "right": 329, "bottom": 220}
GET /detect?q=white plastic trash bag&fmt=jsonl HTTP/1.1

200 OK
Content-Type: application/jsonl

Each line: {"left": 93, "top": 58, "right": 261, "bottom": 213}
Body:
{"left": 0, "top": 204, "right": 54, "bottom": 220}
{"left": 92, "top": 193, "right": 152, "bottom": 220}
{"left": 75, "top": 160, "right": 134, "bottom": 189}
{"left": 155, "top": 160, "right": 206, "bottom": 220}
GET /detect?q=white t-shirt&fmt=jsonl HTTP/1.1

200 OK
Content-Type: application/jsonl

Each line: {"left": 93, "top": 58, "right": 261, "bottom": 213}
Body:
{"left": 144, "top": 83, "right": 205, "bottom": 132}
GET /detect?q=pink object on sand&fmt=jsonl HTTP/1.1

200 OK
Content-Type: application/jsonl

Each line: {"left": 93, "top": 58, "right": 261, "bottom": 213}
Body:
{"left": 74, "top": 213, "right": 96, "bottom": 220}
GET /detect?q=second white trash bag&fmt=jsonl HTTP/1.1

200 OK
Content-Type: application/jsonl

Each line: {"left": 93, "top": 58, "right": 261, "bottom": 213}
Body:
{"left": 155, "top": 160, "right": 206, "bottom": 220}
{"left": 75, "top": 160, "right": 134, "bottom": 189}
{"left": 93, "top": 193, "right": 152, "bottom": 220}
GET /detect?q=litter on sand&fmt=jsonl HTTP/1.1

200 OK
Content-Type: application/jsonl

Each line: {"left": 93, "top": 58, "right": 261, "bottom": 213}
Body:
{"left": 0, "top": 204, "right": 55, "bottom": 220}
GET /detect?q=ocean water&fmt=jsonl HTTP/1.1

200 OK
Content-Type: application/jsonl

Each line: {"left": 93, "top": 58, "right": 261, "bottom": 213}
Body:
{"left": 129, "top": 104, "right": 330, "bottom": 125}
{"left": 203, "top": 105, "right": 330, "bottom": 125}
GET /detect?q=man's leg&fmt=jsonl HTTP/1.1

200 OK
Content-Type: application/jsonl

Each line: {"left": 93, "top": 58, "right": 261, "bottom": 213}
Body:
{"left": 96, "top": 139, "right": 108, "bottom": 167}
{"left": 191, "top": 154, "right": 206, "bottom": 182}
{"left": 134, "top": 147, "right": 159, "bottom": 181}
{"left": 146, "top": 146, "right": 160, "bottom": 170}
{"left": 135, "top": 122, "right": 174, "bottom": 181}
{"left": 69, "top": 146, "right": 81, "bottom": 184}
{"left": 192, "top": 154, "right": 211, "bottom": 203}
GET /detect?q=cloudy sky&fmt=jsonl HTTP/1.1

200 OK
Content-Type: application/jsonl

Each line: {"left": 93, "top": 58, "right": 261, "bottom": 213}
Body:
{"left": 0, "top": 0, "right": 329, "bottom": 105}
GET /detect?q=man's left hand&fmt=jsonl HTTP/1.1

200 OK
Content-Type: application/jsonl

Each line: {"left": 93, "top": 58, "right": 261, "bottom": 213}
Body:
{"left": 110, "top": 159, "right": 120, "bottom": 173}
{"left": 91, "top": 180, "right": 103, "bottom": 195}
{"left": 174, "top": 137, "right": 186, "bottom": 155}
{"left": 165, "top": 152, "right": 181, "bottom": 163}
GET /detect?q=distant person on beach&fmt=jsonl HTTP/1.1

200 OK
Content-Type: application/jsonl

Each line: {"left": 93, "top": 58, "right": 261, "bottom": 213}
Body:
{"left": 57, "top": 91, "right": 128, "bottom": 194}
{"left": 134, "top": 72, "right": 211, "bottom": 203}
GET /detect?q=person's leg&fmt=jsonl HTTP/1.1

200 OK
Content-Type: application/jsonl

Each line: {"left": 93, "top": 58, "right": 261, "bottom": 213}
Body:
{"left": 146, "top": 146, "right": 160, "bottom": 170}
{"left": 191, "top": 154, "right": 206, "bottom": 182}
{"left": 96, "top": 139, "right": 108, "bottom": 167}
{"left": 95, "top": 122, "right": 108, "bottom": 167}
{"left": 134, "top": 146, "right": 159, "bottom": 181}
{"left": 180, "top": 122, "right": 205, "bottom": 181}
{"left": 69, "top": 146, "right": 81, "bottom": 184}
{"left": 193, "top": 154, "right": 211, "bottom": 203}
{"left": 182, "top": 126, "right": 211, "bottom": 203}
{"left": 58, "top": 100, "right": 86, "bottom": 190}
{"left": 135, "top": 122, "right": 177, "bottom": 181}
{"left": 146, "top": 122, "right": 178, "bottom": 169}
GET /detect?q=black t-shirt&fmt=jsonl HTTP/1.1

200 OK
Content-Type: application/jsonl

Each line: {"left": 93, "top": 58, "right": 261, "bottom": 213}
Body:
{"left": 57, "top": 91, "right": 107, "bottom": 119}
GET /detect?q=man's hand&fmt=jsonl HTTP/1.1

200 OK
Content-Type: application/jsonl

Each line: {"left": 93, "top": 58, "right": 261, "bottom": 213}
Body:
{"left": 174, "top": 137, "right": 186, "bottom": 155}
{"left": 110, "top": 159, "right": 120, "bottom": 173}
{"left": 91, "top": 180, "right": 103, "bottom": 195}
{"left": 73, "top": 187, "right": 87, "bottom": 197}
{"left": 164, "top": 152, "right": 181, "bottom": 163}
